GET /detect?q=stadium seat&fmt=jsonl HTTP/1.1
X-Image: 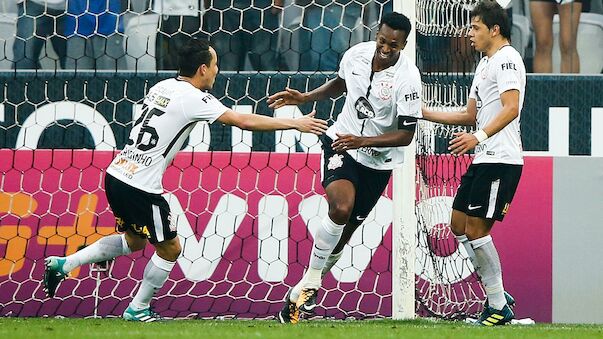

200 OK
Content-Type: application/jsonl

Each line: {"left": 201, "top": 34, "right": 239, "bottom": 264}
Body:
{"left": 552, "top": 12, "right": 603, "bottom": 74}
{"left": 511, "top": 14, "right": 531, "bottom": 57}
{"left": 0, "top": 14, "right": 16, "bottom": 70}
{"left": 591, "top": 0, "right": 603, "bottom": 15}
{"left": 123, "top": 13, "right": 159, "bottom": 71}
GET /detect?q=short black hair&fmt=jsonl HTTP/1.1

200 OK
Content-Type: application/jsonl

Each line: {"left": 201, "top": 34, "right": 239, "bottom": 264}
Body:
{"left": 178, "top": 38, "right": 213, "bottom": 77}
{"left": 470, "top": 0, "right": 511, "bottom": 40}
{"left": 379, "top": 12, "right": 412, "bottom": 36}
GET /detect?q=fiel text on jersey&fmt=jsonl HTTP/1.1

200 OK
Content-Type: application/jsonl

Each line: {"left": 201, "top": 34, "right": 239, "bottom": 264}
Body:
{"left": 501, "top": 62, "right": 517, "bottom": 71}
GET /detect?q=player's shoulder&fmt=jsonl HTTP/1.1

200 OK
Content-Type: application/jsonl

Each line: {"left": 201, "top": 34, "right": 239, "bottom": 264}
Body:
{"left": 153, "top": 78, "right": 205, "bottom": 99}
{"left": 492, "top": 46, "right": 525, "bottom": 69}
{"left": 344, "top": 41, "right": 375, "bottom": 58}
{"left": 394, "top": 54, "right": 421, "bottom": 85}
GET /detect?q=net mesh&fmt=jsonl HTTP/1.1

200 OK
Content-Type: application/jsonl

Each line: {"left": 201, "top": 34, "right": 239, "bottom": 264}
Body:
{"left": 0, "top": 72, "right": 394, "bottom": 319}
{"left": 0, "top": 0, "right": 490, "bottom": 321}
{"left": 414, "top": 0, "right": 485, "bottom": 319}
{"left": 0, "top": 0, "right": 390, "bottom": 72}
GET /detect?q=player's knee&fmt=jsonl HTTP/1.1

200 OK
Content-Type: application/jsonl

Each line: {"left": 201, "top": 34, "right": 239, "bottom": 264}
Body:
{"left": 172, "top": 241, "right": 182, "bottom": 258}
{"left": 155, "top": 238, "right": 181, "bottom": 261}
{"left": 449, "top": 221, "right": 465, "bottom": 236}
{"left": 124, "top": 232, "right": 146, "bottom": 252}
{"left": 328, "top": 203, "right": 353, "bottom": 224}
{"left": 464, "top": 222, "right": 493, "bottom": 240}
{"left": 165, "top": 246, "right": 181, "bottom": 262}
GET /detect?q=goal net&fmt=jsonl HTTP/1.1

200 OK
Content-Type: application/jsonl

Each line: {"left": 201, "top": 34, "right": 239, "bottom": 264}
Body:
{"left": 413, "top": 0, "right": 485, "bottom": 319}
{"left": 0, "top": 0, "right": 484, "bottom": 320}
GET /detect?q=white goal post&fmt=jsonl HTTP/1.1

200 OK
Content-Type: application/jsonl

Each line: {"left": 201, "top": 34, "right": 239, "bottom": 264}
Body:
{"left": 392, "top": 0, "right": 418, "bottom": 321}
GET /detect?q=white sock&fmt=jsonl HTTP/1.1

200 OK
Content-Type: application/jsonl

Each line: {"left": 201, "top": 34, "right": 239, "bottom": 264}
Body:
{"left": 456, "top": 234, "right": 477, "bottom": 269}
{"left": 129, "top": 253, "right": 176, "bottom": 311}
{"left": 305, "top": 216, "right": 345, "bottom": 289}
{"left": 321, "top": 250, "right": 344, "bottom": 278}
{"left": 62, "top": 234, "right": 132, "bottom": 273}
{"left": 471, "top": 235, "right": 506, "bottom": 310}
{"left": 289, "top": 216, "right": 345, "bottom": 300}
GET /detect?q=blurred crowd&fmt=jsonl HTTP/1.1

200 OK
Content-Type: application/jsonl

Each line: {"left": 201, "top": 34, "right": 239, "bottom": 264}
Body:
{"left": 0, "top": 0, "right": 391, "bottom": 72}
{"left": 0, "top": 0, "right": 601, "bottom": 73}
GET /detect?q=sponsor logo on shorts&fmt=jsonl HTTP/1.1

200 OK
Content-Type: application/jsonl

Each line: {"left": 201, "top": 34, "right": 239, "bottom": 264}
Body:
{"left": 502, "top": 203, "right": 510, "bottom": 215}
{"left": 132, "top": 223, "right": 151, "bottom": 238}
{"left": 467, "top": 204, "right": 482, "bottom": 211}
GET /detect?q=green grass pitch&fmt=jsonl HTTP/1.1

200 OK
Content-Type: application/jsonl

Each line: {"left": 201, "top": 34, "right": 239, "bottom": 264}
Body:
{"left": 2, "top": 318, "right": 603, "bottom": 339}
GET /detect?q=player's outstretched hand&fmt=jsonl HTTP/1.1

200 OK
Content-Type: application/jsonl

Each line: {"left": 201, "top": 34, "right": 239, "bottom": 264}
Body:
{"left": 448, "top": 131, "right": 478, "bottom": 156}
{"left": 268, "top": 87, "right": 306, "bottom": 109}
{"left": 332, "top": 133, "right": 364, "bottom": 152}
{"left": 295, "top": 110, "right": 328, "bottom": 135}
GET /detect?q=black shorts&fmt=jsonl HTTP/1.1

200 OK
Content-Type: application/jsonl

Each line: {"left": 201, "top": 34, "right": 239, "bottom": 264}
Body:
{"left": 321, "top": 136, "right": 392, "bottom": 224}
{"left": 104, "top": 173, "right": 176, "bottom": 244}
{"left": 452, "top": 163, "right": 522, "bottom": 221}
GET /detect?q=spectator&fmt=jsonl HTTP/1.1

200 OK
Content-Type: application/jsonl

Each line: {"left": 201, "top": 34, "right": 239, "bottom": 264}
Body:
{"left": 64, "top": 0, "right": 126, "bottom": 70}
{"left": 12, "top": 0, "right": 67, "bottom": 69}
{"left": 154, "top": 0, "right": 205, "bottom": 70}
{"left": 203, "top": 0, "right": 282, "bottom": 71}
{"left": 530, "top": 0, "right": 585, "bottom": 73}
{"left": 286, "top": 0, "right": 365, "bottom": 71}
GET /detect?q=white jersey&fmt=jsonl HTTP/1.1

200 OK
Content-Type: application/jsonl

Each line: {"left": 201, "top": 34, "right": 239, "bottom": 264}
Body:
{"left": 470, "top": 45, "right": 526, "bottom": 165}
{"left": 327, "top": 41, "right": 422, "bottom": 170}
{"left": 107, "top": 78, "right": 228, "bottom": 193}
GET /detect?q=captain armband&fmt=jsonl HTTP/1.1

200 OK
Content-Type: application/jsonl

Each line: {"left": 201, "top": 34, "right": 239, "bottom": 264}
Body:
{"left": 398, "top": 116, "right": 418, "bottom": 131}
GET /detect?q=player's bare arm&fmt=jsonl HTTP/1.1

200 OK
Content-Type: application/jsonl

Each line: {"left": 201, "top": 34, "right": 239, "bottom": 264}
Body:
{"left": 448, "top": 90, "right": 519, "bottom": 156}
{"left": 421, "top": 99, "right": 478, "bottom": 126}
{"left": 480, "top": 89, "right": 520, "bottom": 137}
{"left": 217, "top": 109, "right": 328, "bottom": 135}
{"left": 267, "top": 76, "right": 346, "bottom": 109}
{"left": 332, "top": 129, "right": 415, "bottom": 153}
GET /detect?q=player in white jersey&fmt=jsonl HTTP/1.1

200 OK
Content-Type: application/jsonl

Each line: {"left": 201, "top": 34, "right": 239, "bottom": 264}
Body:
{"left": 267, "top": 12, "right": 422, "bottom": 323}
{"left": 422, "top": 0, "right": 525, "bottom": 326}
{"left": 42, "top": 38, "right": 328, "bottom": 322}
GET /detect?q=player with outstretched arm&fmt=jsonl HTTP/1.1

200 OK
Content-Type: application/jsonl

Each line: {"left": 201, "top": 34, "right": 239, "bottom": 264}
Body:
{"left": 421, "top": 0, "right": 526, "bottom": 326}
{"left": 43, "top": 38, "right": 328, "bottom": 322}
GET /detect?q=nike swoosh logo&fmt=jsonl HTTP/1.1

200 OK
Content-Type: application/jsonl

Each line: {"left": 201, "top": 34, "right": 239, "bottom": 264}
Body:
{"left": 356, "top": 216, "right": 366, "bottom": 221}
{"left": 352, "top": 71, "right": 361, "bottom": 76}
{"left": 467, "top": 205, "right": 482, "bottom": 210}
{"left": 402, "top": 120, "right": 417, "bottom": 126}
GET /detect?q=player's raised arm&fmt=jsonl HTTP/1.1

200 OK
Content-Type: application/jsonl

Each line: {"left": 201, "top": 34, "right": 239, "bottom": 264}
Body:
{"left": 216, "top": 109, "right": 328, "bottom": 135}
{"left": 267, "top": 76, "right": 346, "bottom": 109}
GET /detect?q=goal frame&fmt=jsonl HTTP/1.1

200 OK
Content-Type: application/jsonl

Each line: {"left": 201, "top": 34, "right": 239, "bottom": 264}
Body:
{"left": 392, "top": 0, "right": 418, "bottom": 321}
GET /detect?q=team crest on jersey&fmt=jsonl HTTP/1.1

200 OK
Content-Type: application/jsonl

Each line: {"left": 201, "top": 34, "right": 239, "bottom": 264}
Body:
{"left": 327, "top": 154, "right": 344, "bottom": 170}
{"left": 377, "top": 80, "right": 393, "bottom": 100}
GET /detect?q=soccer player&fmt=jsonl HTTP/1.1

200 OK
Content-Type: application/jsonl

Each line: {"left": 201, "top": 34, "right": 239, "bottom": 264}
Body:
{"left": 43, "top": 38, "right": 328, "bottom": 322}
{"left": 421, "top": 0, "right": 525, "bottom": 326}
{"left": 267, "top": 12, "right": 421, "bottom": 324}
